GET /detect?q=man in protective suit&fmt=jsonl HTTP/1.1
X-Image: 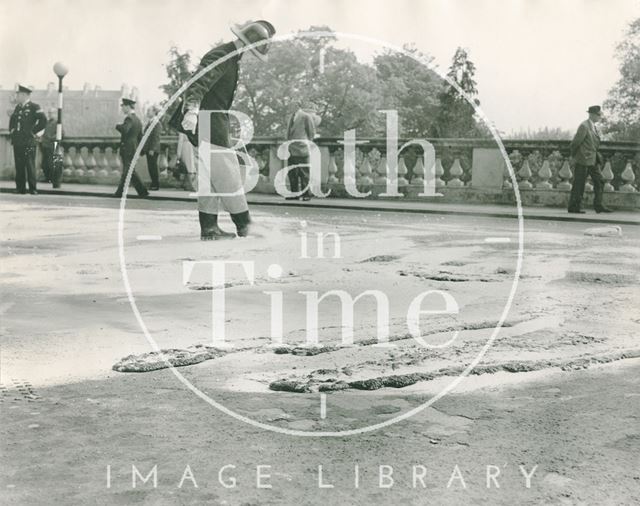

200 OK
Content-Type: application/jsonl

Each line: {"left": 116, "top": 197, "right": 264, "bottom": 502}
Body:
{"left": 172, "top": 20, "right": 276, "bottom": 240}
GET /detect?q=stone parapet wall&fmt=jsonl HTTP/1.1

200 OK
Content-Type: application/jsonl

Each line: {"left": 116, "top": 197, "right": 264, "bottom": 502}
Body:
{"left": 1, "top": 134, "right": 638, "bottom": 208}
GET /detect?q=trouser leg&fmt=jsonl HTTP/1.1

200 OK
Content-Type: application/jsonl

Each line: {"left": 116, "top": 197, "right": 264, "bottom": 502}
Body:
{"left": 179, "top": 135, "right": 198, "bottom": 192}
{"left": 192, "top": 142, "right": 218, "bottom": 214}
{"left": 147, "top": 152, "right": 159, "bottom": 187}
{"left": 14, "top": 146, "right": 26, "bottom": 192}
{"left": 194, "top": 142, "right": 248, "bottom": 215}
{"left": 299, "top": 165, "right": 310, "bottom": 197}
{"left": 116, "top": 155, "right": 127, "bottom": 194}
{"left": 51, "top": 149, "right": 63, "bottom": 188}
{"left": 289, "top": 155, "right": 310, "bottom": 196}
{"left": 197, "top": 195, "right": 219, "bottom": 214}
{"left": 25, "top": 146, "right": 37, "bottom": 191}
{"left": 130, "top": 171, "right": 148, "bottom": 195}
{"left": 568, "top": 164, "right": 587, "bottom": 211}
{"left": 116, "top": 159, "right": 127, "bottom": 194}
{"left": 589, "top": 165, "right": 604, "bottom": 210}
{"left": 42, "top": 147, "right": 53, "bottom": 181}
{"left": 287, "top": 165, "right": 300, "bottom": 193}
{"left": 117, "top": 155, "right": 148, "bottom": 195}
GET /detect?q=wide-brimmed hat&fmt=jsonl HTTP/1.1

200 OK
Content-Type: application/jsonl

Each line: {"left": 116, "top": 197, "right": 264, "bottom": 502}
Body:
{"left": 231, "top": 20, "right": 276, "bottom": 62}
{"left": 587, "top": 105, "right": 602, "bottom": 115}
{"left": 121, "top": 98, "right": 136, "bottom": 107}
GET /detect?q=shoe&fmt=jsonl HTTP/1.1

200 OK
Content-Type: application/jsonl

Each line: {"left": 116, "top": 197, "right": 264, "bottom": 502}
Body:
{"left": 231, "top": 210, "right": 251, "bottom": 237}
{"left": 139, "top": 192, "right": 150, "bottom": 198}
{"left": 113, "top": 192, "right": 123, "bottom": 198}
{"left": 199, "top": 212, "right": 235, "bottom": 240}
{"left": 568, "top": 209, "right": 586, "bottom": 214}
{"left": 285, "top": 196, "right": 298, "bottom": 201}
{"left": 29, "top": 190, "right": 38, "bottom": 195}
{"left": 236, "top": 224, "right": 250, "bottom": 237}
{"left": 150, "top": 186, "right": 159, "bottom": 191}
{"left": 17, "top": 189, "right": 26, "bottom": 194}
{"left": 595, "top": 207, "right": 613, "bottom": 213}
{"left": 301, "top": 194, "right": 312, "bottom": 201}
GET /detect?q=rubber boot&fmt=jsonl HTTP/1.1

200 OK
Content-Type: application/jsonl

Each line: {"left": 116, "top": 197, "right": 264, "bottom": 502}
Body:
{"left": 199, "top": 212, "right": 235, "bottom": 241}
{"left": 231, "top": 210, "right": 251, "bottom": 237}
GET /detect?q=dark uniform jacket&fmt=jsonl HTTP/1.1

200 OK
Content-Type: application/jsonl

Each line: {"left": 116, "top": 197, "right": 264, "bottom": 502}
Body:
{"left": 9, "top": 101, "right": 47, "bottom": 147}
{"left": 181, "top": 41, "right": 243, "bottom": 147}
{"left": 142, "top": 122, "right": 161, "bottom": 154}
{"left": 570, "top": 120, "right": 601, "bottom": 166}
{"left": 116, "top": 113, "right": 143, "bottom": 159}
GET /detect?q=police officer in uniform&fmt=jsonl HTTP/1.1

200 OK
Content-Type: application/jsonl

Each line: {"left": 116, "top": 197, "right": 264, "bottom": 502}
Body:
{"left": 114, "top": 98, "right": 149, "bottom": 198}
{"left": 9, "top": 85, "right": 47, "bottom": 194}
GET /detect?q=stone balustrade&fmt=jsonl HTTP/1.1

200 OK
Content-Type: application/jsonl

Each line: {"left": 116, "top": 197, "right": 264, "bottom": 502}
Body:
{"left": 0, "top": 133, "right": 638, "bottom": 208}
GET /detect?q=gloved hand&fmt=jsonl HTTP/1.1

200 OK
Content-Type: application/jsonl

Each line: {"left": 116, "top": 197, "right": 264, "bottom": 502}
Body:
{"left": 181, "top": 110, "right": 198, "bottom": 133}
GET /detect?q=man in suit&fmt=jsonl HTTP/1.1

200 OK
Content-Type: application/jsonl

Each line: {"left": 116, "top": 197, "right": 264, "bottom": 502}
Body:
{"left": 142, "top": 107, "right": 162, "bottom": 190}
{"left": 175, "top": 20, "right": 276, "bottom": 240}
{"left": 40, "top": 107, "right": 64, "bottom": 184}
{"left": 568, "top": 105, "right": 612, "bottom": 214}
{"left": 9, "top": 85, "right": 47, "bottom": 194}
{"left": 114, "top": 98, "right": 149, "bottom": 198}
{"left": 285, "top": 101, "right": 318, "bottom": 201}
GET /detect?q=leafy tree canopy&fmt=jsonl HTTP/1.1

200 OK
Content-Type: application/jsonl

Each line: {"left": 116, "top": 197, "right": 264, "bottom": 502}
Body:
{"left": 603, "top": 17, "right": 640, "bottom": 141}
{"left": 160, "top": 27, "right": 489, "bottom": 139}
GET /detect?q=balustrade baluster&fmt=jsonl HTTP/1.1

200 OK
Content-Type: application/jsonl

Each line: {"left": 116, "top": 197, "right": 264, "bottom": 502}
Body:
{"left": 435, "top": 158, "right": 445, "bottom": 188}
{"left": 602, "top": 161, "right": 614, "bottom": 191}
{"left": 359, "top": 157, "right": 374, "bottom": 188}
{"left": 397, "top": 157, "right": 408, "bottom": 187}
{"left": 411, "top": 156, "right": 425, "bottom": 186}
{"left": 327, "top": 154, "right": 339, "bottom": 184}
{"left": 536, "top": 159, "right": 552, "bottom": 189}
{"left": 620, "top": 162, "right": 637, "bottom": 192}
{"left": 517, "top": 159, "right": 533, "bottom": 189}
{"left": 447, "top": 159, "right": 464, "bottom": 187}
{"left": 557, "top": 161, "right": 572, "bottom": 190}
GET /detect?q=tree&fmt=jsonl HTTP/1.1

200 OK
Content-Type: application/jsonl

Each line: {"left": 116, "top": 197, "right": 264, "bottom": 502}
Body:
{"left": 234, "top": 26, "right": 384, "bottom": 137}
{"left": 159, "top": 31, "right": 489, "bottom": 140}
{"left": 160, "top": 46, "right": 193, "bottom": 98}
{"left": 374, "top": 44, "right": 444, "bottom": 137}
{"left": 158, "top": 46, "right": 193, "bottom": 132}
{"left": 435, "top": 47, "right": 487, "bottom": 138}
{"left": 508, "top": 127, "right": 573, "bottom": 140}
{"left": 603, "top": 17, "right": 640, "bottom": 141}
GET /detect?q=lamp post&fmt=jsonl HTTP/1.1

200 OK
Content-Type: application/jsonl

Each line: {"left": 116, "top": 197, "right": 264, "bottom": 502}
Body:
{"left": 52, "top": 62, "right": 68, "bottom": 188}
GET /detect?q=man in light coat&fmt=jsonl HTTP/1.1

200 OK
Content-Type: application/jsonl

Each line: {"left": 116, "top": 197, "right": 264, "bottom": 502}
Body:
{"left": 285, "top": 101, "right": 318, "bottom": 201}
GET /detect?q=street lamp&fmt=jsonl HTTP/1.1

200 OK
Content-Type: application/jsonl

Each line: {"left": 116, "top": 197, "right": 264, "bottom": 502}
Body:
{"left": 52, "top": 62, "right": 68, "bottom": 188}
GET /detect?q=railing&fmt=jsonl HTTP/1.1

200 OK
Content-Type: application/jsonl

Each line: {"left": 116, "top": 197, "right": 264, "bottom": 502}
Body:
{"left": 1, "top": 133, "right": 638, "bottom": 203}
{"left": 500, "top": 139, "right": 640, "bottom": 193}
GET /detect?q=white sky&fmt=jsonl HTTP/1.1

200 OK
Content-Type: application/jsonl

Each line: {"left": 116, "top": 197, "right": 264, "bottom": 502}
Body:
{"left": 1, "top": 0, "right": 638, "bottom": 133}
